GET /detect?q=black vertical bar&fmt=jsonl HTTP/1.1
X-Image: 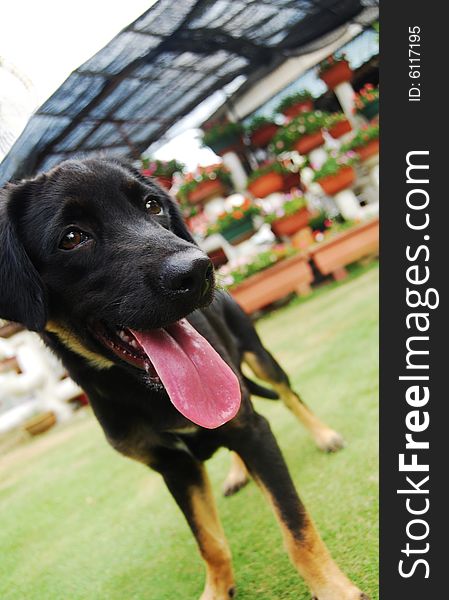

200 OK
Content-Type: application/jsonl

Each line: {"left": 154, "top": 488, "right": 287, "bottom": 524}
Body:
{"left": 381, "top": 1, "right": 447, "bottom": 596}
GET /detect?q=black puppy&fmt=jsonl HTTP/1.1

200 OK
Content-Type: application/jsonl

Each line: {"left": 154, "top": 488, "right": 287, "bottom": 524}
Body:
{"left": 0, "top": 159, "right": 367, "bottom": 600}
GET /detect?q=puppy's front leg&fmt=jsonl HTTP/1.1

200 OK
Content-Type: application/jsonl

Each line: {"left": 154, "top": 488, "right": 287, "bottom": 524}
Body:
{"left": 228, "top": 413, "right": 368, "bottom": 600}
{"left": 152, "top": 448, "right": 235, "bottom": 600}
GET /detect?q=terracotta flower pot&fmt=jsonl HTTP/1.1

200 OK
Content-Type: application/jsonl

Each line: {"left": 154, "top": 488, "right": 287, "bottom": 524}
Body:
{"left": 282, "top": 171, "right": 301, "bottom": 192}
{"left": 310, "top": 218, "right": 379, "bottom": 281}
{"left": 207, "top": 135, "right": 243, "bottom": 156}
{"left": 24, "top": 411, "right": 57, "bottom": 436}
{"left": 317, "top": 166, "right": 356, "bottom": 196}
{"left": 328, "top": 119, "right": 352, "bottom": 139}
{"left": 356, "top": 138, "right": 379, "bottom": 162}
{"left": 230, "top": 254, "right": 314, "bottom": 313}
{"left": 319, "top": 60, "right": 352, "bottom": 89}
{"left": 221, "top": 215, "right": 255, "bottom": 245}
{"left": 282, "top": 100, "right": 314, "bottom": 119}
{"left": 293, "top": 130, "right": 325, "bottom": 155}
{"left": 247, "top": 171, "right": 284, "bottom": 198}
{"left": 271, "top": 208, "right": 311, "bottom": 238}
{"left": 250, "top": 123, "right": 279, "bottom": 147}
{"left": 208, "top": 247, "right": 228, "bottom": 269}
{"left": 188, "top": 179, "right": 226, "bottom": 204}
{"left": 156, "top": 176, "right": 173, "bottom": 190}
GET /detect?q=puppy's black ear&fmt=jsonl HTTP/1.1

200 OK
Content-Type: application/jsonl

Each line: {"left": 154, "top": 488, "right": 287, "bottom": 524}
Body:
{"left": 0, "top": 183, "right": 47, "bottom": 332}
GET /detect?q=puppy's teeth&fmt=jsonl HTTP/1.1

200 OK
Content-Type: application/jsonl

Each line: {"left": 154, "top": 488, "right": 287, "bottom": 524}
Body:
{"left": 130, "top": 340, "right": 138, "bottom": 348}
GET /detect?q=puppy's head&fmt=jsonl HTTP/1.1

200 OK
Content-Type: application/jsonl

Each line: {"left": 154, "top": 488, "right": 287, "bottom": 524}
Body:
{"left": 0, "top": 158, "right": 214, "bottom": 374}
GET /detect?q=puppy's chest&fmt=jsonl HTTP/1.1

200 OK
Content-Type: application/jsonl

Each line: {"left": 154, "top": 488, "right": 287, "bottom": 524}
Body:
{"left": 89, "top": 376, "right": 198, "bottom": 434}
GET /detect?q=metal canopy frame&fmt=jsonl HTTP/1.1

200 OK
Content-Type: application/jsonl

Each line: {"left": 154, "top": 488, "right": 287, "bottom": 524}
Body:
{"left": 0, "top": 0, "right": 377, "bottom": 184}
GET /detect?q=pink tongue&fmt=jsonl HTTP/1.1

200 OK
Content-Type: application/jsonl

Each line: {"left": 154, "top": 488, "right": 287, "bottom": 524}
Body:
{"left": 131, "top": 319, "right": 241, "bottom": 429}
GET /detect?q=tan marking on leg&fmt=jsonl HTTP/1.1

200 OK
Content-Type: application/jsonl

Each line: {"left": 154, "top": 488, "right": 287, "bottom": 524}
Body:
{"left": 243, "top": 351, "right": 272, "bottom": 382}
{"left": 190, "top": 466, "right": 235, "bottom": 600}
{"left": 273, "top": 383, "right": 345, "bottom": 452}
{"left": 244, "top": 352, "right": 344, "bottom": 452}
{"left": 256, "top": 478, "right": 366, "bottom": 600}
{"left": 222, "top": 451, "right": 250, "bottom": 497}
{"left": 46, "top": 321, "right": 113, "bottom": 369}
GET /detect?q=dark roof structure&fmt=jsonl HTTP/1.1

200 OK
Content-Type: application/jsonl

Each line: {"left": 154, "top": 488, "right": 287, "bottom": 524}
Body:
{"left": 0, "top": 0, "right": 378, "bottom": 184}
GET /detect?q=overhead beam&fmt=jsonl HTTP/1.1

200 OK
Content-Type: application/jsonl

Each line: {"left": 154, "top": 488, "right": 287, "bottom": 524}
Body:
{"left": 229, "top": 24, "right": 362, "bottom": 119}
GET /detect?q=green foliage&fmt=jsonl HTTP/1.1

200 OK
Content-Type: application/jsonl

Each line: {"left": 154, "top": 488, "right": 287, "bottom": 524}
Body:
{"left": 276, "top": 90, "right": 313, "bottom": 113}
{"left": 177, "top": 165, "right": 232, "bottom": 200}
{"left": 341, "top": 124, "right": 379, "bottom": 152}
{"left": 318, "top": 53, "right": 348, "bottom": 74}
{"left": 202, "top": 122, "right": 244, "bottom": 147}
{"left": 308, "top": 211, "right": 329, "bottom": 231}
{"left": 219, "top": 245, "right": 298, "bottom": 287}
{"left": 354, "top": 84, "right": 379, "bottom": 111}
{"left": 141, "top": 158, "right": 184, "bottom": 177}
{"left": 324, "top": 112, "right": 348, "bottom": 128}
{"left": 264, "top": 195, "right": 307, "bottom": 224}
{"left": 246, "top": 115, "right": 276, "bottom": 135}
{"left": 207, "top": 198, "right": 260, "bottom": 235}
{"left": 312, "top": 153, "right": 357, "bottom": 182}
{"left": 270, "top": 111, "right": 329, "bottom": 153}
{"left": 247, "top": 161, "right": 289, "bottom": 184}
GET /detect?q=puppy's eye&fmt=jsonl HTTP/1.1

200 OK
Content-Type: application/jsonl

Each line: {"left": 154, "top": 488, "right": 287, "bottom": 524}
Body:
{"left": 59, "top": 229, "right": 90, "bottom": 250}
{"left": 145, "top": 197, "right": 164, "bottom": 215}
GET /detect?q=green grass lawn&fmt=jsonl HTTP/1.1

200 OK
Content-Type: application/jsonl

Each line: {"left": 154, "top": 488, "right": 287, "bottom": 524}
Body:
{"left": 0, "top": 265, "right": 378, "bottom": 600}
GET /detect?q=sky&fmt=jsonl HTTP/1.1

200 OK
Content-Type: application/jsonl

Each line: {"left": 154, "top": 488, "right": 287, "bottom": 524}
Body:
{"left": 0, "top": 0, "right": 217, "bottom": 168}
{"left": 1, "top": 1, "right": 154, "bottom": 103}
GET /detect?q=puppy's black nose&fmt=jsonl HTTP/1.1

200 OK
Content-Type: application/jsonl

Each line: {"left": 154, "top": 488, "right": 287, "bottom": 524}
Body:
{"left": 162, "top": 250, "right": 213, "bottom": 297}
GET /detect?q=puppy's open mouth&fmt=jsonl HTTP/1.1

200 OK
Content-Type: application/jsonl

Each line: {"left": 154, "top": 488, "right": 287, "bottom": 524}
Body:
{"left": 95, "top": 323, "right": 158, "bottom": 376}
{"left": 93, "top": 319, "right": 241, "bottom": 429}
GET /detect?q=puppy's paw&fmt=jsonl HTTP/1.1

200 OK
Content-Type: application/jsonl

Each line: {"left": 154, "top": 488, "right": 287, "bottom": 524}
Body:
{"left": 200, "top": 584, "right": 236, "bottom": 599}
{"left": 312, "top": 591, "right": 370, "bottom": 600}
{"left": 222, "top": 474, "right": 250, "bottom": 497}
{"left": 314, "top": 428, "right": 345, "bottom": 453}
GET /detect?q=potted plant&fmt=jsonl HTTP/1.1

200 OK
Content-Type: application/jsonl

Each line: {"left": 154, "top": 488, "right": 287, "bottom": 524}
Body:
{"left": 276, "top": 91, "right": 314, "bottom": 119}
{"left": 318, "top": 54, "right": 352, "bottom": 89}
{"left": 312, "top": 152, "right": 357, "bottom": 196}
{"left": 208, "top": 198, "right": 260, "bottom": 245}
{"left": 271, "top": 111, "right": 329, "bottom": 155}
{"left": 341, "top": 124, "right": 379, "bottom": 162}
{"left": 202, "top": 121, "right": 244, "bottom": 156}
{"left": 354, "top": 84, "right": 379, "bottom": 120}
{"left": 219, "top": 246, "right": 313, "bottom": 312}
{"left": 325, "top": 113, "right": 352, "bottom": 139}
{"left": 219, "top": 246, "right": 297, "bottom": 287}
{"left": 178, "top": 201, "right": 203, "bottom": 233}
{"left": 309, "top": 217, "right": 379, "bottom": 281}
{"left": 281, "top": 170, "right": 302, "bottom": 192}
{"left": 142, "top": 158, "right": 184, "bottom": 190}
{"left": 309, "top": 211, "right": 333, "bottom": 234}
{"left": 247, "top": 162, "right": 289, "bottom": 198}
{"left": 264, "top": 195, "right": 311, "bottom": 237}
{"left": 178, "top": 164, "right": 232, "bottom": 205}
{"left": 246, "top": 116, "right": 279, "bottom": 147}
